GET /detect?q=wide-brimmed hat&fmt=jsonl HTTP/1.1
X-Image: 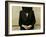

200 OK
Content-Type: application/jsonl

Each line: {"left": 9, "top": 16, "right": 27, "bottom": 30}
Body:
{"left": 22, "top": 7, "right": 32, "bottom": 10}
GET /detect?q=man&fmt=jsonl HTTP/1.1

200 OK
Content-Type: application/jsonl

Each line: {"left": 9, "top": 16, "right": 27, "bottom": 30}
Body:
{"left": 19, "top": 7, "right": 36, "bottom": 30}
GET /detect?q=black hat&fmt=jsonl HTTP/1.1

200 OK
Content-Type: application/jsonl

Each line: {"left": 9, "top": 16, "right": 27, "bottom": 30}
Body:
{"left": 22, "top": 7, "right": 32, "bottom": 10}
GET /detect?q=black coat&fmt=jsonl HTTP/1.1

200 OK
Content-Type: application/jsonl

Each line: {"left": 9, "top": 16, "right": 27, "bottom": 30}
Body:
{"left": 19, "top": 7, "right": 36, "bottom": 30}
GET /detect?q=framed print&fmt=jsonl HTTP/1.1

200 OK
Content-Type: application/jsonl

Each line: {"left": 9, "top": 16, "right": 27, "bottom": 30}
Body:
{"left": 5, "top": 1, "right": 45, "bottom": 36}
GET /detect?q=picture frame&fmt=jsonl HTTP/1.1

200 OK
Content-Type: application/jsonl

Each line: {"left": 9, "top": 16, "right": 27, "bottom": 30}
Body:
{"left": 5, "top": 1, "right": 45, "bottom": 36}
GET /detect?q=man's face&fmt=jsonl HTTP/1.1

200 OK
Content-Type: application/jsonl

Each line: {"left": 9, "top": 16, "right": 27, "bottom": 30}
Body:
{"left": 26, "top": 13, "right": 28, "bottom": 16}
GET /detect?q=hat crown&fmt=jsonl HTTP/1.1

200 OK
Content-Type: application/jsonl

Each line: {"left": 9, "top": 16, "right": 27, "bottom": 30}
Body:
{"left": 22, "top": 7, "right": 32, "bottom": 12}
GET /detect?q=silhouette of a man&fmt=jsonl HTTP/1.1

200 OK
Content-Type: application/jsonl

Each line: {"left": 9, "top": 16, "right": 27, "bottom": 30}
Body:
{"left": 19, "top": 7, "right": 36, "bottom": 30}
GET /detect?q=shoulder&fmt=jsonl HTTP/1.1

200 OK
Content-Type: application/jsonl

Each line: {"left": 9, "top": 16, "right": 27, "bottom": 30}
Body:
{"left": 19, "top": 11, "right": 23, "bottom": 16}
